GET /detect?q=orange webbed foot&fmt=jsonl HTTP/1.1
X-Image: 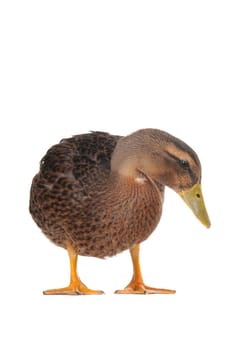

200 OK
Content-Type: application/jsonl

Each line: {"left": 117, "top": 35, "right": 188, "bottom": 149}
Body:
{"left": 115, "top": 281, "right": 176, "bottom": 295}
{"left": 43, "top": 280, "right": 104, "bottom": 295}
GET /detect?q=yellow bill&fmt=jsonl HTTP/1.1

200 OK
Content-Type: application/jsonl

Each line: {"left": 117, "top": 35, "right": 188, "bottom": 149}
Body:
{"left": 179, "top": 183, "right": 211, "bottom": 228}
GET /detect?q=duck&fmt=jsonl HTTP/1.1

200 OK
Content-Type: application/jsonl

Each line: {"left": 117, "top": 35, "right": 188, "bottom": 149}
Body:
{"left": 29, "top": 128, "right": 211, "bottom": 295}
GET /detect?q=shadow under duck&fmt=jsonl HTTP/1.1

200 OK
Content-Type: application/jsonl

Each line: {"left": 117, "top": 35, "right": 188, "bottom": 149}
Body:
{"left": 29, "top": 128, "right": 210, "bottom": 295}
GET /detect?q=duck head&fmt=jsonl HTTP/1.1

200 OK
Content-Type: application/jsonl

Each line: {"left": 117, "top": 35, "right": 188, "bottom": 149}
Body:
{"left": 111, "top": 128, "right": 211, "bottom": 228}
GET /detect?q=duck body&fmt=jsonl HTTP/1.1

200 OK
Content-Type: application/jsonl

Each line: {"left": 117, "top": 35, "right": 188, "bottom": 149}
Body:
{"left": 30, "top": 131, "right": 163, "bottom": 258}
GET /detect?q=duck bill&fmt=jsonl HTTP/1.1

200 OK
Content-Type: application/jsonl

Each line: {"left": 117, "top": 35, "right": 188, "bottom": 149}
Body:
{"left": 178, "top": 183, "right": 211, "bottom": 228}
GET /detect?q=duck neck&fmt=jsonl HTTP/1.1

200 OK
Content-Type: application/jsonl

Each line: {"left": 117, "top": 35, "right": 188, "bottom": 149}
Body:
{"left": 111, "top": 136, "right": 160, "bottom": 182}
{"left": 111, "top": 136, "right": 139, "bottom": 177}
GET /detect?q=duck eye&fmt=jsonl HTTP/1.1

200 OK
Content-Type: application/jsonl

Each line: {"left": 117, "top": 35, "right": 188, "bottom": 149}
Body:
{"left": 180, "top": 159, "right": 189, "bottom": 168}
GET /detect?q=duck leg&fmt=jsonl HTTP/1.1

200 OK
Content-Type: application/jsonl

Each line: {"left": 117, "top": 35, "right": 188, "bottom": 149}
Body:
{"left": 115, "top": 244, "right": 176, "bottom": 294}
{"left": 43, "top": 246, "right": 104, "bottom": 295}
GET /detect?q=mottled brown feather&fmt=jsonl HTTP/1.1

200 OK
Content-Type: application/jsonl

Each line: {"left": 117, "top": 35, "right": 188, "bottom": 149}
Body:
{"left": 30, "top": 131, "right": 164, "bottom": 258}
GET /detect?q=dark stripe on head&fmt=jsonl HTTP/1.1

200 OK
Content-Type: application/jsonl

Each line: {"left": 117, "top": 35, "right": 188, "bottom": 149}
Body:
{"left": 171, "top": 139, "right": 200, "bottom": 169}
{"left": 165, "top": 150, "right": 199, "bottom": 184}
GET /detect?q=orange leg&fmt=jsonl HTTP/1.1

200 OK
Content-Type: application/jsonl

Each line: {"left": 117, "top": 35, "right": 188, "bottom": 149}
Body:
{"left": 115, "top": 244, "right": 176, "bottom": 294}
{"left": 43, "top": 246, "right": 104, "bottom": 295}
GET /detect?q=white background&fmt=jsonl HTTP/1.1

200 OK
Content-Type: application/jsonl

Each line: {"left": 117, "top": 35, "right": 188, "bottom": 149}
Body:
{"left": 1, "top": 1, "right": 232, "bottom": 349}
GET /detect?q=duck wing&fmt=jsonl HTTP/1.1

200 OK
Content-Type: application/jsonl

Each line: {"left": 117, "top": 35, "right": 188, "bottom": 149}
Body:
{"left": 40, "top": 131, "right": 121, "bottom": 186}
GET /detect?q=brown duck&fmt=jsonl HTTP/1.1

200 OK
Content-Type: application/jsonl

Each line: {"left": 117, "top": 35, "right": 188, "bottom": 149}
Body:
{"left": 29, "top": 129, "right": 211, "bottom": 295}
